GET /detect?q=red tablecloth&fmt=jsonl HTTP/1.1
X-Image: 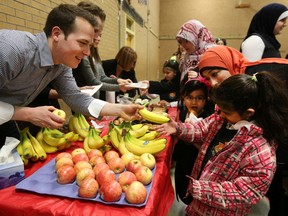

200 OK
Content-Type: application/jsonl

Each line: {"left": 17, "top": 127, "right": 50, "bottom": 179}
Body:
{"left": 0, "top": 108, "right": 177, "bottom": 216}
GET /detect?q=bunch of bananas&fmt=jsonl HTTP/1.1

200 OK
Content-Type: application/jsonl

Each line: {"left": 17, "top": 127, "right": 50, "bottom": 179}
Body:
{"left": 16, "top": 127, "right": 79, "bottom": 166}
{"left": 108, "top": 122, "right": 166, "bottom": 157}
{"left": 83, "top": 126, "right": 106, "bottom": 153}
{"left": 16, "top": 128, "right": 47, "bottom": 165}
{"left": 68, "top": 113, "right": 90, "bottom": 139}
{"left": 139, "top": 107, "right": 170, "bottom": 124}
{"left": 40, "top": 128, "right": 79, "bottom": 151}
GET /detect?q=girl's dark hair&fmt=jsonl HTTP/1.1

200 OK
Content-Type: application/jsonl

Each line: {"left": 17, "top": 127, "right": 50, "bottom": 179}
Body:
{"left": 163, "top": 59, "right": 180, "bottom": 74}
{"left": 181, "top": 79, "right": 209, "bottom": 98}
{"left": 77, "top": 1, "right": 106, "bottom": 22}
{"left": 212, "top": 71, "right": 288, "bottom": 145}
{"left": 215, "top": 38, "right": 227, "bottom": 45}
{"left": 177, "top": 73, "right": 210, "bottom": 111}
{"left": 44, "top": 4, "right": 97, "bottom": 38}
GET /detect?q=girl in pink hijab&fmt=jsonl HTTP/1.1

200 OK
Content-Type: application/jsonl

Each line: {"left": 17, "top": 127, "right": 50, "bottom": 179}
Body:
{"left": 176, "top": 19, "right": 216, "bottom": 81}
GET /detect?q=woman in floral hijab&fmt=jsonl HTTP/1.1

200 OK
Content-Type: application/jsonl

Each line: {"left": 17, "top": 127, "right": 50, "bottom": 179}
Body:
{"left": 176, "top": 19, "right": 216, "bottom": 81}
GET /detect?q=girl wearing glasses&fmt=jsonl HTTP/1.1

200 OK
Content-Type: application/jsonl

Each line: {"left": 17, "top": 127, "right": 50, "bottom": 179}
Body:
{"left": 173, "top": 77, "right": 214, "bottom": 209}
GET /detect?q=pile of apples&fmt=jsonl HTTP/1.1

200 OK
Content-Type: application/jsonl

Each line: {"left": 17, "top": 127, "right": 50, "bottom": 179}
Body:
{"left": 54, "top": 147, "right": 156, "bottom": 204}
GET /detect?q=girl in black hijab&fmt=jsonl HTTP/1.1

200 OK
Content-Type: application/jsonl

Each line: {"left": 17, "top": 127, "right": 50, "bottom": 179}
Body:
{"left": 241, "top": 3, "right": 288, "bottom": 61}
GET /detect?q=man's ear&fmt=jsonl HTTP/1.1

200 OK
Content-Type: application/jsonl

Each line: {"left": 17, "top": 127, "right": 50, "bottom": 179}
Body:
{"left": 245, "top": 108, "right": 255, "bottom": 119}
{"left": 51, "top": 26, "right": 62, "bottom": 41}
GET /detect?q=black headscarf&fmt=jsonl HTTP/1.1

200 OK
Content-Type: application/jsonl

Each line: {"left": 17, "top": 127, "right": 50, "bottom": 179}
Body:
{"left": 244, "top": 3, "right": 288, "bottom": 50}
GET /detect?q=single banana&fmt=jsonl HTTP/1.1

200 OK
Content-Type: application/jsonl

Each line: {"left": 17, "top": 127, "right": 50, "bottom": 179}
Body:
{"left": 64, "top": 131, "right": 75, "bottom": 141}
{"left": 21, "top": 153, "right": 29, "bottom": 166}
{"left": 27, "top": 129, "right": 47, "bottom": 160}
{"left": 70, "top": 133, "right": 81, "bottom": 142}
{"left": 139, "top": 107, "right": 170, "bottom": 124}
{"left": 138, "top": 136, "right": 167, "bottom": 148}
{"left": 36, "top": 128, "right": 44, "bottom": 141}
{"left": 124, "top": 133, "right": 166, "bottom": 156}
{"left": 50, "top": 128, "right": 64, "bottom": 135}
{"left": 148, "top": 137, "right": 167, "bottom": 146}
{"left": 125, "top": 132, "right": 147, "bottom": 146}
{"left": 129, "top": 125, "right": 149, "bottom": 138}
{"left": 138, "top": 130, "right": 159, "bottom": 141}
{"left": 88, "top": 127, "right": 104, "bottom": 149}
{"left": 22, "top": 130, "right": 39, "bottom": 161}
{"left": 20, "top": 130, "right": 34, "bottom": 159}
{"left": 131, "top": 123, "right": 143, "bottom": 130}
{"left": 39, "top": 139, "right": 58, "bottom": 153}
{"left": 71, "top": 114, "right": 89, "bottom": 138}
{"left": 17, "top": 136, "right": 28, "bottom": 166}
{"left": 42, "top": 128, "right": 67, "bottom": 147}
{"left": 60, "top": 132, "right": 75, "bottom": 150}
{"left": 83, "top": 135, "right": 93, "bottom": 153}
{"left": 68, "top": 116, "right": 75, "bottom": 132}
{"left": 118, "top": 136, "right": 131, "bottom": 156}
{"left": 78, "top": 136, "right": 84, "bottom": 142}
{"left": 36, "top": 128, "right": 58, "bottom": 153}
{"left": 108, "top": 127, "right": 120, "bottom": 149}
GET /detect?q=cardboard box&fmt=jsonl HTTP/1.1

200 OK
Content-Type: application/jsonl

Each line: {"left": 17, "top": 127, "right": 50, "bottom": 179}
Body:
{"left": 0, "top": 149, "right": 24, "bottom": 189}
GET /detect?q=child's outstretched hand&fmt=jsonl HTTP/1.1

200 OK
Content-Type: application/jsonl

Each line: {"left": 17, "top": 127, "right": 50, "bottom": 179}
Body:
{"left": 154, "top": 119, "right": 177, "bottom": 136}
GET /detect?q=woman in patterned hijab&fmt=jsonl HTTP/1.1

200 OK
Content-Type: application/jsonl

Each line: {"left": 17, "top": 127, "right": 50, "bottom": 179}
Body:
{"left": 176, "top": 19, "right": 216, "bottom": 81}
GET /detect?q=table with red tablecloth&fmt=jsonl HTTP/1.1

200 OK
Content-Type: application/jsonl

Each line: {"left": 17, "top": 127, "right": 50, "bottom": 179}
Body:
{"left": 0, "top": 108, "right": 178, "bottom": 216}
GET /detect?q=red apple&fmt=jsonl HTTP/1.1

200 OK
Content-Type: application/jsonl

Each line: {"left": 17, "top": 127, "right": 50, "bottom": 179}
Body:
{"left": 107, "top": 157, "right": 125, "bottom": 174}
{"left": 76, "top": 167, "right": 95, "bottom": 186}
{"left": 104, "top": 150, "right": 119, "bottom": 163}
{"left": 55, "top": 157, "right": 74, "bottom": 171}
{"left": 125, "top": 181, "right": 147, "bottom": 204}
{"left": 93, "top": 163, "right": 110, "bottom": 177}
{"left": 89, "top": 155, "right": 106, "bottom": 167}
{"left": 118, "top": 171, "right": 137, "bottom": 192}
{"left": 96, "top": 169, "right": 116, "bottom": 187}
{"left": 100, "top": 180, "right": 122, "bottom": 202}
{"left": 121, "top": 152, "right": 135, "bottom": 165}
{"left": 55, "top": 152, "right": 72, "bottom": 162}
{"left": 78, "top": 177, "right": 99, "bottom": 198}
{"left": 134, "top": 165, "right": 153, "bottom": 185}
{"left": 87, "top": 149, "right": 103, "bottom": 159}
{"left": 74, "top": 161, "right": 92, "bottom": 174}
{"left": 72, "top": 153, "right": 89, "bottom": 164}
{"left": 57, "top": 165, "right": 76, "bottom": 184}
{"left": 140, "top": 153, "right": 156, "bottom": 170}
{"left": 71, "top": 148, "right": 86, "bottom": 157}
{"left": 126, "top": 159, "right": 142, "bottom": 173}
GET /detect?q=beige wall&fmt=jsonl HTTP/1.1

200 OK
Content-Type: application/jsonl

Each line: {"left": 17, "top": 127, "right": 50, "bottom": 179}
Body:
{"left": 159, "top": 0, "right": 288, "bottom": 75}
{"left": 0, "top": 0, "right": 160, "bottom": 81}
{"left": 0, "top": 0, "right": 287, "bottom": 83}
